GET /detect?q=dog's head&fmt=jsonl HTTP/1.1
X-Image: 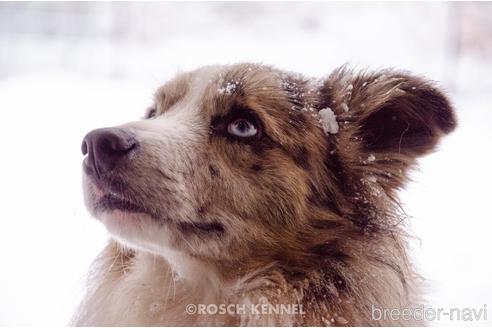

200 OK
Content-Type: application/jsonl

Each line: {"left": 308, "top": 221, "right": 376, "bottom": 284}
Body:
{"left": 81, "top": 63, "right": 455, "bottom": 273}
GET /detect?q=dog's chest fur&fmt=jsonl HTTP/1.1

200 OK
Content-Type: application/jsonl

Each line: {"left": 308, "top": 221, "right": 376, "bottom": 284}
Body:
{"left": 74, "top": 247, "right": 306, "bottom": 326}
{"left": 73, "top": 243, "right": 419, "bottom": 326}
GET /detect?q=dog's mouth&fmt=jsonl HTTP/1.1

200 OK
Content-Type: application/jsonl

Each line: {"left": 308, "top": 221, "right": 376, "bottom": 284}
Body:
{"left": 177, "top": 221, "right": 225, "bottom": 234}
{"left": 88, "top": 178, "right": 225, "bottom": 234}
{"left": 95, "top": 192, "right": 148, "bottom": 214}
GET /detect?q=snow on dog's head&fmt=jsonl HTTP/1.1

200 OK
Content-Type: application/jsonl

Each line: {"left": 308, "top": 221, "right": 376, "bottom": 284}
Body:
{"left": 81, "top": 63, "right": 455, "bottom": 276}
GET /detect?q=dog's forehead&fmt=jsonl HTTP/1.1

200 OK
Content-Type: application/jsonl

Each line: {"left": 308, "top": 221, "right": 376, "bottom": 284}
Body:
{"left": 154, "top": 64, "right": 287, "bottom": 104}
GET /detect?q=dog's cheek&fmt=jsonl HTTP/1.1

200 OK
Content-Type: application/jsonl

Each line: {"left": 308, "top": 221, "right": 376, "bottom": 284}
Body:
{"left": 236, "top": 158, "right": 310, "bottom": 232}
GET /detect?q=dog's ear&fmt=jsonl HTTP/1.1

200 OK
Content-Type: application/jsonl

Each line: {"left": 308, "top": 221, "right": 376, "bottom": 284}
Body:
{"left": 321, "top": 67, "right": 457, "bottom": 192}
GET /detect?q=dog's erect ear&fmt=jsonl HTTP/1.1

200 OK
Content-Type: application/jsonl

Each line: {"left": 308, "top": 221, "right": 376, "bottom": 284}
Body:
{"left": 321, "top": 67, "right": 457, "bottom": 191}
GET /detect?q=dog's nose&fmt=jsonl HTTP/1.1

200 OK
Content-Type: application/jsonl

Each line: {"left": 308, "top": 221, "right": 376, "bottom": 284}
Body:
{"left": 81, "top": 128, "right": 137, "bottom": 178}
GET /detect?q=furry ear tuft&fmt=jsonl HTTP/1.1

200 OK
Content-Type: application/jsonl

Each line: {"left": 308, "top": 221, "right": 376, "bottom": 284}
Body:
{"left": 321, "top": 68, "right": 457, "bottom": 191}
{"left": 356, "top": 79, "right": 456, "bottom": 156}
{"left": 324, "top": 68, "right": 456, "bottom": 156}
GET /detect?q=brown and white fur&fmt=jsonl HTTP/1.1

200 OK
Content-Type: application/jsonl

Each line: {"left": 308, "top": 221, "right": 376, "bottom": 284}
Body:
{"left": 73, "top": 63, "right": 456, "bottom": 326}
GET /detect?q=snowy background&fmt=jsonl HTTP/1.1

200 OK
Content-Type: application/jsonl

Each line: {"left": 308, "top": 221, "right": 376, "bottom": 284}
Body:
{"left": 0, "top": 2, "right": 491, "bottom": 326}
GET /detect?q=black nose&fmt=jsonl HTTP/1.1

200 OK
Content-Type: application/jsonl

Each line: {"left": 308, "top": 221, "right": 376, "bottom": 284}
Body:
{"left": 81, "top": 128, "right": 137, "bottom": 178}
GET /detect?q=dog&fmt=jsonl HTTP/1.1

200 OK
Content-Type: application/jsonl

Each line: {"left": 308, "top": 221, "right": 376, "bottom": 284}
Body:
{"left": 73, "top": 63, "right": 456, "bottom": 326}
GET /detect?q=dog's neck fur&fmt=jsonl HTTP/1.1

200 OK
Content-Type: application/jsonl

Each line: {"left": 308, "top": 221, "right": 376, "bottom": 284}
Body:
{"left": 73, "top": 231, "right": 421, "bottom": 326}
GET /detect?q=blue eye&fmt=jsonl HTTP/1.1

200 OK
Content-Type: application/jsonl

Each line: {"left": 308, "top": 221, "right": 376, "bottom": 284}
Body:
{"left": 227, "top": 119, "right": 258, "bottom": 137}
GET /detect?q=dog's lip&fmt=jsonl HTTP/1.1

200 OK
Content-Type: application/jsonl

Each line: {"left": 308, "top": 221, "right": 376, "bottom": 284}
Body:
{"left": 87, "top": 178, "right": 224, "bottom": 233}
{"left": 97, "top": 192, "right": 225, "bottom": 233}
{"left": 86, "top": 175, "right": 147, "bottom": 214}
{"left": 96, "top": 192, "right": 148, "bottom": 214}
{"left": 177, "top": 221, "right": 225, "bottom": 234}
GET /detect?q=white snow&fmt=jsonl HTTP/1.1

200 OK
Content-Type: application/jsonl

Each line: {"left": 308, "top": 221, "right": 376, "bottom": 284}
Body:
{"left": 218, "top": 81, "right": 238, "bottom": 95}
{"left": 367, "top": 154, "right": 376, "bottom": 162}
{"left": 318, "top": 107, "right": 339, "bottom": 135}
